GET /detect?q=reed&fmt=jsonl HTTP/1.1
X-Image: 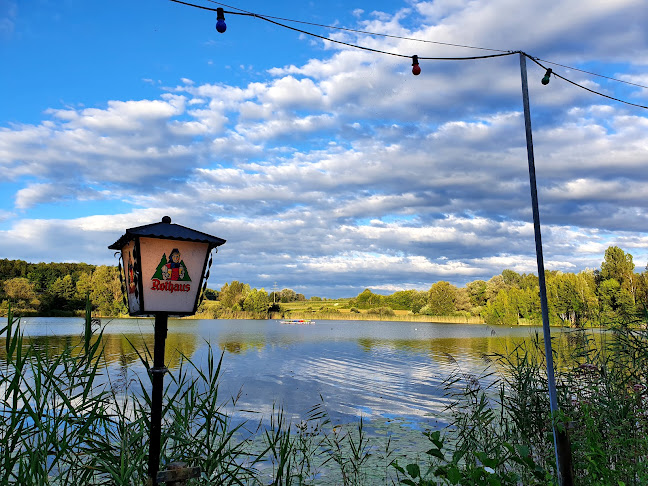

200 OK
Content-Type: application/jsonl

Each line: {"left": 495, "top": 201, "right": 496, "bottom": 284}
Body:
{"left": 394, "top": 323, "right": 648, "bottom": 485}
{"left": 1, "top": 306, "right": 405, "bottom": 485}
{"left": 276, "top": 311, "right": 485, "bottom": 324}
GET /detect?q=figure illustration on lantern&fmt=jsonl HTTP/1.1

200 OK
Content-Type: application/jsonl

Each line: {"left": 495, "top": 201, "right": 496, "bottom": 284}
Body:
{"left": 128, "top": 252, "right": 136, "bottom": 293}
{"left": 162, "top": 248, "right": 185, "bottom": 281}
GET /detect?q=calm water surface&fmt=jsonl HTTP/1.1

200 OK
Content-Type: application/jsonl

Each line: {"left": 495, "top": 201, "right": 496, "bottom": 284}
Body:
{"left": 10, "top": 317, "right": 544, "bottom": 429}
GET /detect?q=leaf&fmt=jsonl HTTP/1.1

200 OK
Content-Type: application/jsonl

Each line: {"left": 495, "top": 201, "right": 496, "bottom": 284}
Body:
{"left": 406, "top": 463, "right": 421, "bottom": 479}
{"left": 426, "top": 447, "right": 445, "bottom": 461}
{"left": 446, "top": 465, "right": 462, "bottom": 485}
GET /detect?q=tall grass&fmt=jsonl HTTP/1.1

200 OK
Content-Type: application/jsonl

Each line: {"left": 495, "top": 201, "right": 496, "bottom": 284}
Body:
{"left": 1, "top": 307, "right": 405, "bottom": 485}
{"left": 394, "top": 323, "right": 648, "bottom": 485}
{"left": 9, "top": 305, "right": 646, "bottom": 485}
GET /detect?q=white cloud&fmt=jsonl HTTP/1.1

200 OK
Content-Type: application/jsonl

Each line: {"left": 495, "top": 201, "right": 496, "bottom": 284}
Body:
{"left": 2, "top": 0, "right": 648, "bottom": 296}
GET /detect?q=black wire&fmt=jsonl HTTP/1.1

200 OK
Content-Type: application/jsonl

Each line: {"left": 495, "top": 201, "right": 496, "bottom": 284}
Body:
{"left": 526, "top": 55, "right": 648, "bottom": 110}
{"left": 536, "top": 58, "right": 648, "bottom": 90}
{"left": 170, "top": 0, "right": 514, "bottom": 61}
{"left": 255, "top": 14, "right": 516, "bottom": 61}
{"left": 202, "top": 0, "right": 648, "bottom": 91}
{"left": 170, "top": 0, "right": 648, "bottom": 110}
{"left": 205, "top": 0, "right": 511, "bottom": 53}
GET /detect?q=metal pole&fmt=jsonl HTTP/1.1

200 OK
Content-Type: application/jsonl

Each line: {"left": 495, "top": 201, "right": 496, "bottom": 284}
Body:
{"left": 148, "top": 312, "right": 169, "bottom": 485}
{"left": 519, "top": 52, "right": 573, "bottom": 486}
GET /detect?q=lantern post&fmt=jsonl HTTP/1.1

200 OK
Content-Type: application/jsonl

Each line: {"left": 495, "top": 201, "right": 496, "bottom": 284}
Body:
{"left": 109, "top": 216, "right": 226, "bottom": 485}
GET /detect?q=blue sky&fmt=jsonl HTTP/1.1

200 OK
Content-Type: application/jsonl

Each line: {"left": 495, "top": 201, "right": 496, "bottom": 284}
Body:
{"left": 1, "top": 0, "right": 648, "bottom": 298}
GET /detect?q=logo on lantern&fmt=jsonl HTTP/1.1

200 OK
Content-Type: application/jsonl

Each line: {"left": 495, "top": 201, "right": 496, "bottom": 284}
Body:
{"left": 151, "top": 248, "right": 192, "bottom": 293}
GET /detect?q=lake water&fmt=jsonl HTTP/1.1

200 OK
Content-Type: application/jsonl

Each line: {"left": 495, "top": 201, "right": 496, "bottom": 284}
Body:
{"left": 7, "top": 317, "right": 546, "bottom": 431}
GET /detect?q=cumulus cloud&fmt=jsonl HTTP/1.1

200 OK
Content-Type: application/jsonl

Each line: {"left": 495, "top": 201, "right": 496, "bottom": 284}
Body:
{"left": 1, "top": 0, "right": 648, "bottom": 296}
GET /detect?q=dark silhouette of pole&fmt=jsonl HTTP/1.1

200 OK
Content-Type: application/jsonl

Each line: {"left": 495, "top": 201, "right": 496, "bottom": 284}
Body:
{"left": 148, "top": 312, "right": 169, "bottom": 485}
{"left": 518, "top": 52, "right": 573, "bottom": 486}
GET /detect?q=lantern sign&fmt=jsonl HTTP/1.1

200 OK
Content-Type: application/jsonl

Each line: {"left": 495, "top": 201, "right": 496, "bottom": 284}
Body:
{"left": 109, "top": 216, "right": 226, "bottom": 316}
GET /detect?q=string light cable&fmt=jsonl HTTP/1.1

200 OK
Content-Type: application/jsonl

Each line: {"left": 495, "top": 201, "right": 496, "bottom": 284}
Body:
{"left": 169, "top": 0, "right": 514, "bottom": 61}
{"left": 204, "top": 0, "right": 511, "bottom": 53}
{"left": 169, "top": 0, "right": 648, "bottom": 109}
{"left": 526, "top": 55, "right": 648, "bottom": 110}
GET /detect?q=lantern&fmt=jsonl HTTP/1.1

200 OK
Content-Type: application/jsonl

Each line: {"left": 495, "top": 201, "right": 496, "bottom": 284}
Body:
{"left": 108, "top": 215, "right": 226, "bottom": 316}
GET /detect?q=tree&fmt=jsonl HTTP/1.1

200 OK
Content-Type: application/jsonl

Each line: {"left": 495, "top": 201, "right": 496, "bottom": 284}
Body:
{"left": 598, "top": 278, "right": 636, "bottom": 325}
{"left": 513, "top": 286, "right": 540, "bottom": 322}
{"left": 600, "top": 246, "right": 635, "bottom": 298}
{"left": 242, "top": 288, "right": 270, "bottom": 313}
{"left": 636, "top": 264, "right": 648, "bottom": 310}
{"left": 3, "top": 277, "right": 37, "bottom": 304}
{"left": 484, "top": 275, "right": 508, "bottom": 303}
{"left": 454, "top": 287, "right": 472, "bottom": 312}
{"left": 501, "top": 269, "right": 522, "bottom": 287}
{"left": 386, "top": 290, "right": 417, "bottom": 311}
{"left": 482, "top": 289, "right": 518, "bottom": 326}
{"left": 90, "top": 266, "right": 126, "bottom": 316}
{"left": 546, "top": 271, "right": 597, "bottom": 326}
{"left": 411, "top": 291, "right": 428, "bottom": 314}
{"left": 352, "top": 289, "right": 384, "bottom": 309}
{"left": 75, "top": 272, "right": 93, "bottom": 299}
{"left": 427, "top": 281, "right": 457, "bottom": 316}
{"left": 465, "top": 280, "right": 488, "bottom": 307}
{"left": 219, "top": 281, "right": 250, "bottom": 309}
{"left": 203, "top": 288, "right": 219, "bottom": 301}
{"left": 51, "top": 275, "right": 75, "bottom": 300}
{"left": 280, "top": 288, "right": 297, "bottom": 303}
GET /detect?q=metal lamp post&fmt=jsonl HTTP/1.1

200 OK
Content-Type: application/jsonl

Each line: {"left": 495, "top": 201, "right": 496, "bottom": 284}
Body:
{"left": 109, "top": 216, "right": 226, "bottom": 485}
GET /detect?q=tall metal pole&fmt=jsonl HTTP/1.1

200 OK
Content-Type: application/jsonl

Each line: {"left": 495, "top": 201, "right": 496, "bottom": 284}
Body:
{"left": 519, "top": 52, "right": 573, "bottom": 486}
{"left": 148, "top": 312, "right": 169, "bottom": 485}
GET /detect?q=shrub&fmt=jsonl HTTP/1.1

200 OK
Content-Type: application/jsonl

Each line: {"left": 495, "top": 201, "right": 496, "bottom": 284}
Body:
{"left": 366, "top": 307, "right": 395, "bottom": 316}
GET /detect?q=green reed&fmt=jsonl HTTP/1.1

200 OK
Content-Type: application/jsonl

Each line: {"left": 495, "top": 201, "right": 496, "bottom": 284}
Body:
{"left": 1, "top": 308, "right": 406, "bottom": 485}
{"left": 394, "top": 323, "right": 648, "bottom": 485}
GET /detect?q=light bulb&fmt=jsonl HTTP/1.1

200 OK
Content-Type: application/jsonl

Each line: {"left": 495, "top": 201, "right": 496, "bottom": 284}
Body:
{"left": 412, "top": 55, "right": 421, "bottom": 76}
{"left": 216, "top": 7, "right": 226, "bottom": 33}
{"left": 541, "top": 68, "right": 552, "bottom": 85}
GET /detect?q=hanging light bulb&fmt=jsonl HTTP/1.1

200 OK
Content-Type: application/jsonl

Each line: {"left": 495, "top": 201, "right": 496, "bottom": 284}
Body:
{"left": 412, "top": 55, "right": 421, "bottom": 76}
{"left": 541, "top": 68, "right": 552, "bottom": 85}
{"left": 216, "top": 7, "right": 227, "bottom": 33}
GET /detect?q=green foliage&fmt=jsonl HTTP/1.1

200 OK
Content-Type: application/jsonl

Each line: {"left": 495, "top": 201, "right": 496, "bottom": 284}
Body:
{"left": 350, "top": 289, "right": 386, "bottom": 309}
{"left": 481, "top": 289, "right": 519, "bottom": 326}
{"left": 203, "top": 288, "right": 218, "bottom": 300}
{"left": 0, "top": 310, "right": 399, "bottom": 484}
{"left": 599, "top": 246, "right": 635, "bottom": 290}
{"left": 242, "top": 288, "right": 270, "bottom": 314}
{"left": 466, "top": 280, "right": 488, "bottom": 307}
{"left": 2, "top": 277, "right": 38, "bottom": 312}
{"left": 392, "top": 430, "right": 549, "bottom": 486}
{"left": 427, "top": 281, "right": 457, "bottom": 316}
{"left": 3, "top": 244, "right": 648, "bottom": 325}
{"left": 366, "top": 306, "right": 395, "bottom": 316}
{"left": 426, "top": 324, "right": 648, "bottom": 486}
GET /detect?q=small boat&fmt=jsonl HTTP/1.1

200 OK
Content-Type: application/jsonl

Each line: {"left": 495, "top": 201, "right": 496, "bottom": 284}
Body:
{"left": 280, "top": 319, "right": 315, "bottom": 325}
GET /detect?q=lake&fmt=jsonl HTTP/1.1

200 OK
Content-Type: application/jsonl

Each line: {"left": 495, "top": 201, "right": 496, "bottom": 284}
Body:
{"left": 7, "top": 316, "right": 547, "bottom": 432}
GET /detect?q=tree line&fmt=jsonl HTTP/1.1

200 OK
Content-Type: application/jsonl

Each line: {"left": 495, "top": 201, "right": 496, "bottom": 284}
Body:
{"left": 2, "top": 246, "right": 647, "bottom": 326}
{"left": 347, "top": 245, "right": 647, "bottom": 327}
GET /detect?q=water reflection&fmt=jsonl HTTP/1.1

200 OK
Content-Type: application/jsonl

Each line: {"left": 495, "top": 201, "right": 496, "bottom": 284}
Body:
{"left": 3, "top": 317, "right": 607, "bottom": 428}
{"left": 219, "top": 337, "right": 266, "bottom": 354}
{"left": 0, "top": 329, "right": 199, "bottom": 370}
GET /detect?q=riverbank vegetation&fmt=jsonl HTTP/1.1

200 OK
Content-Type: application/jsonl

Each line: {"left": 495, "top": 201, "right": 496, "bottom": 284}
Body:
{"left": 2, "top": 245, "right": 647, "bottom": 328}
{"left": 3, "top": 304, "right": 648, "bottom": 484}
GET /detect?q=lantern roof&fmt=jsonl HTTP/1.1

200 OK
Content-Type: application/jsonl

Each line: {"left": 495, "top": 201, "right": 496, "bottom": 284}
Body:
{"left": 108, "top": 216, "right": 226, "bottom": 250}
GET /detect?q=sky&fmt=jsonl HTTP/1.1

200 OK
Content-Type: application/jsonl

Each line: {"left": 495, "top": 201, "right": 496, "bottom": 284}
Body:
{"left": 1, "top": 0, "right": 648, "bottom": 298}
